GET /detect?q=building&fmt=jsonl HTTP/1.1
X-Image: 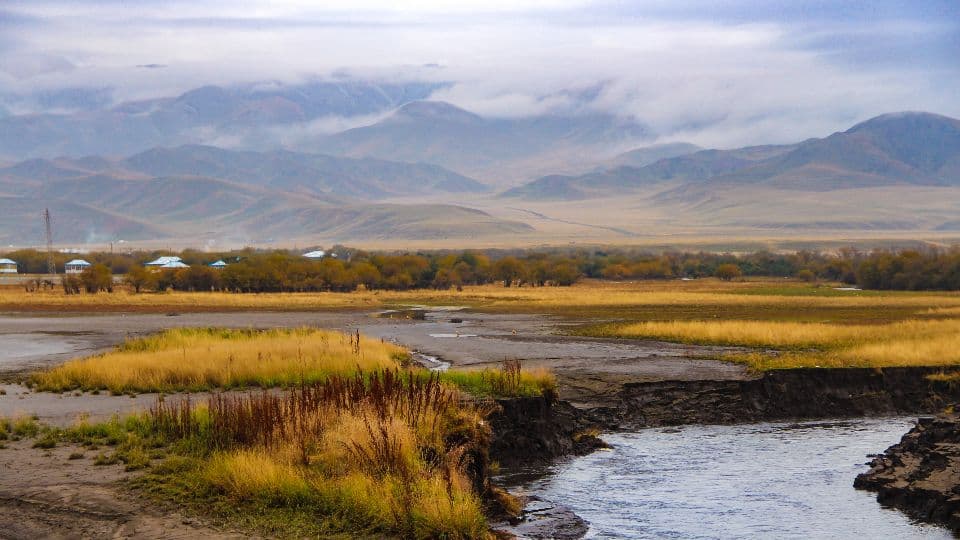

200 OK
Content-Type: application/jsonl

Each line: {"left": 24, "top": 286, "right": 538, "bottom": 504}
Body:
{"left": 208, "top": 260, "right": 227, "bottom": 269}
{"left": 303, "top": 250, "right": 325, "bottom": 259}
{"left": 0, "top": 258, "right": 17, "bottom": 274}
{"left": 159, "top": 261, "right": 189, "bottom": 269}
{"left": 145, "top": 256, "right": 183, "bottom": 267}
{"left": 64, "top": 259, "right": 92, "bottom": 274}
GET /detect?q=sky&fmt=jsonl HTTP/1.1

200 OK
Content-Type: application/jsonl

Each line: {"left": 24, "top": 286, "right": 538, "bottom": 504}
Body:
{"left": 1, "top": 0, "right": 958, "bottom": 147}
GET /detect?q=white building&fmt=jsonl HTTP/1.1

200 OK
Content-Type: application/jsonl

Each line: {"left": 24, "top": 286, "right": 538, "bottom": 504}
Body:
{"left": 0, "top": 258, "right": 17, "bottom": 274}
{"left": 303, "top": 250, "right": 325, "bottom": 259}
{"left": 146, "top": 256, "right": 183, "bottom": 267}
{"left": 64, "top": 259, "right": 92, "bottom": 274}
{"left": 208, "top": 260, "right": 227, "bottom": 269}
{"left": 159, "top": 261, "right": 189, "bottom": 269}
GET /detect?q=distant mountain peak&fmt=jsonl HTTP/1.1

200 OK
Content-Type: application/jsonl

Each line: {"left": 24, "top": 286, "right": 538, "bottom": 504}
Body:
{"left": 846, "top": 111, "right": 960, "bottom": 134}
{"left": 392, "top": 100, "right": 483, "bottom": 123}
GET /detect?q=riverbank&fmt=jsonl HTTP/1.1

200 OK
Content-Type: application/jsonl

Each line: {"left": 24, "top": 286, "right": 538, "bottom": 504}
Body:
{"left": 5, "top": 307, "right": 960, "bottom": 537}
{"left": 493, "top": 365, "right": 960, "bottom": 459}
{"left": 855, "top": 414, "right": 960, "bottom": 534}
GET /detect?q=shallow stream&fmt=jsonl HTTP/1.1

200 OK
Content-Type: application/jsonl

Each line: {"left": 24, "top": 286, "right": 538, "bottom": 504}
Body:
{"left": 509, "top": 417, "right": 949, "bottom": 539}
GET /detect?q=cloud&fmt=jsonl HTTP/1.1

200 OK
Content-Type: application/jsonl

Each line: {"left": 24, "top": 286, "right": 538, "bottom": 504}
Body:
{"left": 0, "top": 0, "right": 957, "bottom": 147}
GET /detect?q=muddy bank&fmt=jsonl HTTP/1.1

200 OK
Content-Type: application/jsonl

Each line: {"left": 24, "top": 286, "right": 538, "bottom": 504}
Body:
{"left": 490, "top": 366, "right": 960, "bottom": 475}
{"left": 492, "top": 367, "right": 960, "bottom": 462}
{"left": 490, "top": 367, "right": 960, "bottom": 538}
{"left": 488, "top": 396, "right": 607, "bottom": 468}
{"left": 855, "top": 415, "right": 960, "bottom": 534}
{"left": 594, "top": 366, "right": 960, "bottom": 429}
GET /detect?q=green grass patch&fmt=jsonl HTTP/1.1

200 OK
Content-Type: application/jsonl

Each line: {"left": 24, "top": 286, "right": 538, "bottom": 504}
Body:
{"left": 439, "top": 360, "right": 556, "bottom": 398}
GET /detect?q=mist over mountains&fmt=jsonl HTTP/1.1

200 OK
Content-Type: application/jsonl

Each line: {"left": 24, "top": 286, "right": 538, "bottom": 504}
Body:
{"left": 1, "top": 77, "right": 959, "bottom": 246}
{"left": 0, "top": 80, "right": 442, "bottom": 159}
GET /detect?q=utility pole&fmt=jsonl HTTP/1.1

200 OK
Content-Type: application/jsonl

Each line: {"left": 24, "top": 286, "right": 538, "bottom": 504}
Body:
{"left": 43, "top": 208, "right": 56, "bottom": 275}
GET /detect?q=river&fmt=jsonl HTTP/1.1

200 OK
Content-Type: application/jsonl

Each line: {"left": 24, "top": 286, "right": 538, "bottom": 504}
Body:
{"left": 511, "top": 417, "right": 949, "bottom": 539}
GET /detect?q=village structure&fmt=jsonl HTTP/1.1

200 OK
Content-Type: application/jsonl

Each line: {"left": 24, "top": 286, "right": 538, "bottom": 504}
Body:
{"left": 0, "top": 258, "right": 17, "bottom": 273}
{"left": 64, "top": 259, "right": 92, "bottom": 274}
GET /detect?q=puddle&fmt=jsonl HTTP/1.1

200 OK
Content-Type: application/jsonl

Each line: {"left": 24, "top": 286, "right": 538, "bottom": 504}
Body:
{"left": 412, "top": 352, "right": 451, "bottom": 372}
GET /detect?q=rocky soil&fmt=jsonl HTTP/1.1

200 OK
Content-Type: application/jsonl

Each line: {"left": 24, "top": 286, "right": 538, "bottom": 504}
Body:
{"left": 855, "top": 414, "right": 960, "bottom": 534}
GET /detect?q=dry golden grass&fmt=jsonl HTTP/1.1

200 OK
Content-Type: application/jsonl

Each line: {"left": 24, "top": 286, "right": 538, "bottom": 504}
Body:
{"left": 597, "top": 318, "right": 960, "bottom": 370}
{"left": 203, "top": 449, "right": 311, "bottom": 502}
{"left": 6, "top": 280, "right": 960, "bottom": 315}
{"left": 838, "top": 334, "right": 960, "bottom": 366}
{"left": 0, "top": 288, "right": 382, "bottom": 312}
{"left": 602, "top": 319, "right": 960, "bottom": 350}
{"left": 146, "top": 372, "right": 493, "bottom": 538}
{"left": 31, "top": 327, "right": 405, "bottom": 393}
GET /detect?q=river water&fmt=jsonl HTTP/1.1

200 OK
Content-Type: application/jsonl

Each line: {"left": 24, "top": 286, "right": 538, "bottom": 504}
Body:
{"left": 514, "top": 417, "right": 950, "bottom": 539}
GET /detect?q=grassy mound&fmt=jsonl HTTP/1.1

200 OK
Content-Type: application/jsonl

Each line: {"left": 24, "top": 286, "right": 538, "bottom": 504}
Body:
{"left": 31, "top": 327, "right": 406, "bottom": 393}
{"left": 59, "top": 371, "right": 502, "bottom": 538}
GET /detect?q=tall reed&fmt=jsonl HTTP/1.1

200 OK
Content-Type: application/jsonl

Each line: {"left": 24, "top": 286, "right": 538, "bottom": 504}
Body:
{"left": 144, "top": 371, "right": 493, "bottom": 538}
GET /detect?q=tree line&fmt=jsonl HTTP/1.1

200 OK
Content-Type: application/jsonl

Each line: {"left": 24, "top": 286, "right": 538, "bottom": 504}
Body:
{"left": 5, "top": 246, "right": 960, "bottom": 292}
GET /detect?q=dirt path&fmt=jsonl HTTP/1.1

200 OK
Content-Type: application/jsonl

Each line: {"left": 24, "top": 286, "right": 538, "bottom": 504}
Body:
{"left": 0, "top": 440, "right": 253, "bottom": 539}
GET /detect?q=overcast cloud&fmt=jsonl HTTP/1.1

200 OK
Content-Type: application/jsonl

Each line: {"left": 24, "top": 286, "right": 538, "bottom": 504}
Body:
{"left": 1, "top": 0, "right": 957, "bottom": 147}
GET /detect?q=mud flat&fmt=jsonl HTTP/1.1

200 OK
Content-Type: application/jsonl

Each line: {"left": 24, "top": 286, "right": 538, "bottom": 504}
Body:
{"left": 855, "top": 414, "right": 960, "bottom": 534}
{"left": 0, "top": 439, "right": 253, "bottom": 539}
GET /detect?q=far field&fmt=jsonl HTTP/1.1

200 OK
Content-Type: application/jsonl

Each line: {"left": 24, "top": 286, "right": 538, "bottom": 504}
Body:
{"left": 5, "top": 278, "right": 960, "bottom": 373}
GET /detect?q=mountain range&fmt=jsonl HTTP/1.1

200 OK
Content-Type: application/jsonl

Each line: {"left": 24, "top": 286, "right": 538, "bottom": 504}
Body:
{"left": 307, "top": 100, "right": 651, "bottom": 183}
{"left": 503, "top": 112, "right": 960, "bottom": 200}
{"left": 0, "top": 81, "right": 652, "bottom": 184}
{"left": 0, "top": 77, "right": 958, "bottom": 246}
{"left": 0, "top": 145, "right": 529, "bottom": 245}
{"left": 0, "top": 80, "right": 441, "bottom": 159}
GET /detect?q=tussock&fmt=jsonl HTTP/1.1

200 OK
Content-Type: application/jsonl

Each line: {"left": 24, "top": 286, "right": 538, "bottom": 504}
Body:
{"left": 143, "top": 371, "right": 493, "bottom": 538}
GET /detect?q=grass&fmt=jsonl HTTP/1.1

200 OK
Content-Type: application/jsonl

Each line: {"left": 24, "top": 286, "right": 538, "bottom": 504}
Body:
{"left": 53, "top": 371, "right": 501, "bottom": 538}
{"left": 19, "top": 325, "right": 552, "bottom": 537}
{"left": 31, "top": 326, "right": 556, "bottom": 402}
{"left": 437, "top": 359, "right": 556, "bottom": 398}
{"left": 6, "top": 280, "right": 960, "bottom": 318}
{"left": 0, "top": 415, "right": 41, "bottom": 441}
{"left": 591, "top": 318, "right": 960, "bottom": 371}
{"left": 593, "top": 319, "right": 960, "bottom": 350}
{"left": 31, "top": 327, "right": 407, "bottom": 393}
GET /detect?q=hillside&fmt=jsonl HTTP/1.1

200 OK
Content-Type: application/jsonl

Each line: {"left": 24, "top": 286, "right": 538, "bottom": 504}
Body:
{"left": 0, "top": 146, "right": 530, "bottom": 245}
{"left": 120, "top": 145, "right": 488, "bottom": 198}
{"left": 503, "top": 145, "right": 794, "bottom": 200}
{"left": 707, "top": 112, "right": 960, "bottom": 189}
{"left": 504, "top": 112, "right": 960, "bottom": 200}
{"left": 310, "top": 100, "right": 651, "bottom": 182}
{"left": 0, "top": 145, "right": 488, "bottom": 200}
{"left": 607, "top": 142, "right": 702, "bottom": 168}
